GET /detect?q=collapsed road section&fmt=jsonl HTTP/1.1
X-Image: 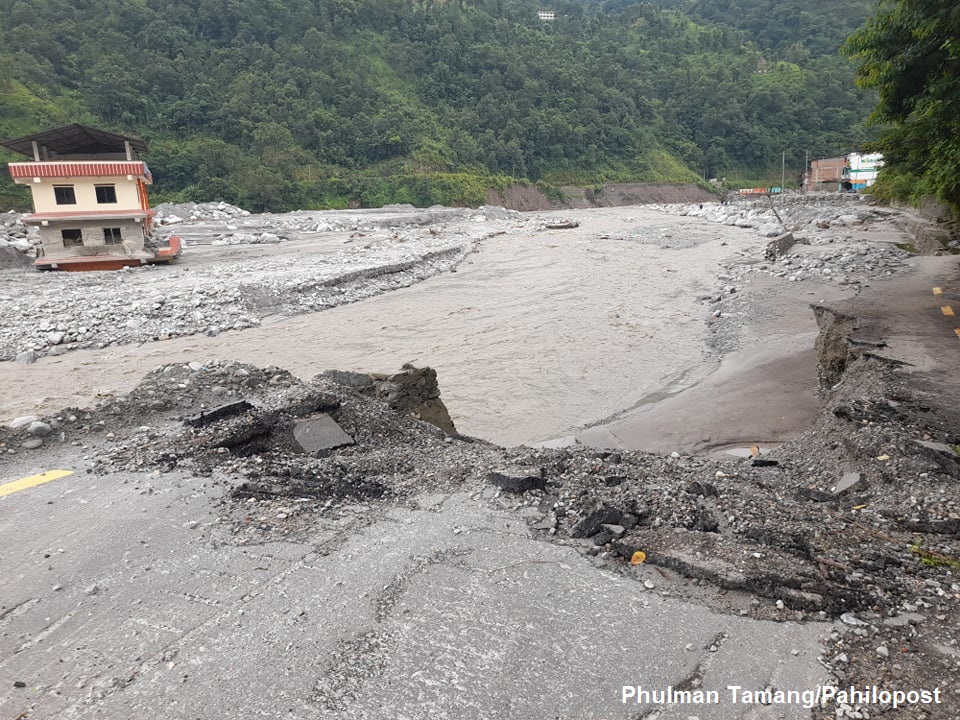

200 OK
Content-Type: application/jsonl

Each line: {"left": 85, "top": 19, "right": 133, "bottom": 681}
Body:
{"left": 1, "top": 341, "right": 959, "bottom": 717}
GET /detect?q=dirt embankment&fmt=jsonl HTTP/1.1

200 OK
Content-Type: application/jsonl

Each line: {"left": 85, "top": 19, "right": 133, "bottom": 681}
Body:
{"left": 487, "top": 182, "right": 716, "bottom": 210}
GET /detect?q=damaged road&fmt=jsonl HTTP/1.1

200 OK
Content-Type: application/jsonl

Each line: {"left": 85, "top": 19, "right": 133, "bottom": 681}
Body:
{"left": 3, "top": 344, "right": 957, "bottom": 718}
{"left": 0, "top": 364, "right": 826, "bottom": 719}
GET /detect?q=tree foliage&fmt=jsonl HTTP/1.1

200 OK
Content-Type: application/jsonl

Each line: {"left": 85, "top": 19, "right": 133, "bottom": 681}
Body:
{"left": 0, "top": 0, "right": 879, "bottom": 210}
{"left": 844, "top": 0, "right": 960, "bottom": 211}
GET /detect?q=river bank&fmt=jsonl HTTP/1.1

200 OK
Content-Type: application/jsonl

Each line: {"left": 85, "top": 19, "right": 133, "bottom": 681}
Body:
{"left": 0, "top": 194, "right": 917, "bottom": 451}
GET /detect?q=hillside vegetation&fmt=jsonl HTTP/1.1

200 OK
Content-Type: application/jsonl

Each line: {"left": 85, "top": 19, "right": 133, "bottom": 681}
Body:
{"left": 1, "top": 0, "right": 878, "bottom": 211}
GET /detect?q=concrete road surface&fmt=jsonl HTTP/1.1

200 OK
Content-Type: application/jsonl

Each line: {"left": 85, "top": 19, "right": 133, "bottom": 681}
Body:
{"left": 1, "top": 460, "right": 827, "bottom": 719}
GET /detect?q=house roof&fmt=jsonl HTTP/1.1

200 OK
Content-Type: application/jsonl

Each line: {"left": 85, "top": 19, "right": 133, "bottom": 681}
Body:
{"left": 0, "top": 124, "right": 148, "bottom": 158}
{"left": 8, "top": 160, "right": 152, "bottom": 182}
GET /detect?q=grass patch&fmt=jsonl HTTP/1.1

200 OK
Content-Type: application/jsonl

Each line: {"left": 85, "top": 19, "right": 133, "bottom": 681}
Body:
{"left": 910, "top": 540, "right": 960, "bottom": 569}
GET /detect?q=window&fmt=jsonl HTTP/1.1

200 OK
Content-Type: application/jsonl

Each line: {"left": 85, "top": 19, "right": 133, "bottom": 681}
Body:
{"left": 61, "top": 229, "right": 83, "bottom": 247}
{"left": 103, "top": 227, "right": 123, "bottom": 245}
{"left": 54, "top": 185, "right": 76, "bottom": 205}
{"left": 95, "top": 185, "right": 117, "bottom": 204}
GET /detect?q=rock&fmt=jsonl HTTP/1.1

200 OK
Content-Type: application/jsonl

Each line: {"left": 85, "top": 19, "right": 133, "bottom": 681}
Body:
{"left": 15, "top": 349, "right": 38, "bottom": 364}
{"left": 840, "top": 612, "right": 869, "bottom": 626}
{"left": 685, "top": 481, "right": 718, "bottom": 498}
{"left": 21, "top": 438, "right": 43, "bottom": 450}
{"left": 291, "top": 414, "right": 354, "bottom": 454}
{"left": 832, "top": 472, "right": 866, "bottom": 496}
{"left": 795, "top": 487, "right": 833, "bottom": 502}
{"left": 26, "top": 421, "right": 52, "bottom": 437}
{"left": 764, "top": 232, "right": 796, "bottom": 260}
{"left": 488, "top": 470, "right": 546, "bottom": 493}
{"left": 347, "top": 365, "right": 457, "bottom": 435}
{"left": 882, "top": 613, "right": 925, "bottom": 628}
{"left": 10, "top": 415, "right": 40, "bottom": 429}
{"left": 758, "top": 223, "right": 786, "bottom": 238}
{"left": 691, "top": 508, "right": 720, "bottom": 533}
{"left": 570, "top": 504, "right": 623, "bottom": 538}
{"left": 910, "top": 439, "right": 960, "bottom": 477}
{"left": 531, "top": 513, "right": 557, "bottom": 531}
{"left": 876, "top": 645, "right": 889, "bottom": 658}
{"left": 184, "top": 400, "right": 254, "bottom": 428}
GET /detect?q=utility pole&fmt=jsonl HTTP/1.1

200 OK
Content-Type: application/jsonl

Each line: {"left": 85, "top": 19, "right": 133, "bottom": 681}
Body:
{"left": 804, "top": 149, "right": 808, "bottom": 194}
{"left": 781, "top": 150, "right": 786, "bottom": 206}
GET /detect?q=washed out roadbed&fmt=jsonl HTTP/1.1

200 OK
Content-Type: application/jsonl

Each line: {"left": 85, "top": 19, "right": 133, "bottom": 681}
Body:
{"left": 4, "top": 346, "right": 958, "bottom": 717}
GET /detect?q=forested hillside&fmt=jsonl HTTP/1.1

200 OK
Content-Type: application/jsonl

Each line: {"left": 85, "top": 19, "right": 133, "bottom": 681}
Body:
{"left": 0, "top": 0, "right": 878, "bottom": 211}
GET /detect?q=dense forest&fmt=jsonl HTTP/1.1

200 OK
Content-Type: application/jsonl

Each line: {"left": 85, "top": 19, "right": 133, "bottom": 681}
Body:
{"left": 0, "top": 0, "right": 879, "bottom": 211}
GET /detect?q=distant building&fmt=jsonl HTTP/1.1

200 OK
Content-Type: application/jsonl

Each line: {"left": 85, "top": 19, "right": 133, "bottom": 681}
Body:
{"left": 807, "top": 152, "right": 883, "bottom": 192}
{"left": 844, "top": 152, "right": 884, "bottom": 191}
{"left": 808, "top": 156, "right": 846, "bottom": 191}
{"left": 2, "top": 123, "right": 180, "bottom": 271}
{"left": 538, "top": 10, "right": 556, "bottom": 20}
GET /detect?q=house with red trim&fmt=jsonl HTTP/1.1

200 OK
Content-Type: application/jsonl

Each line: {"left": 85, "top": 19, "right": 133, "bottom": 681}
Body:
{"left": 2, "top": 124, "right": 180, "bottom": 270}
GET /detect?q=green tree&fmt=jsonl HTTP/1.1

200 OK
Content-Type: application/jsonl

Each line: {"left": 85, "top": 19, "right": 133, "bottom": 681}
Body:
{"left": 844, "top": 0, "right": 960, "bottom": 211}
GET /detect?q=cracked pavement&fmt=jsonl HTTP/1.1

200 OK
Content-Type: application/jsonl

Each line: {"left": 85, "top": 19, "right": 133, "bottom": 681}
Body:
{"left": 1, "top": 456, "right": 827, "bottom": 719}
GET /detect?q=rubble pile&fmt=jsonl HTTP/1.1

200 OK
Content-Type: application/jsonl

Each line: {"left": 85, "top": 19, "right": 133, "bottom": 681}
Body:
{"left": 0, "top": 230, "right": 485, "bottom": 363}
{"left": 678, "top": 195, "right": 915, "bottom": 291}
{"left": 71, "top": 361, "right": 502, "bottom": 510}
{"left": 662, "top": 193, "right": 902, "bottom": 237}
{"left": 154, "top": 203, "right": 521, "bottom": 247}
{"left": 0, "top": 211, "right": 35, "bottom": 266}
{"left": 494, "top": 354, "right": 960, "bottom": 716}
{"left": 153, "top": 200, "right": 251, "bottom": 224}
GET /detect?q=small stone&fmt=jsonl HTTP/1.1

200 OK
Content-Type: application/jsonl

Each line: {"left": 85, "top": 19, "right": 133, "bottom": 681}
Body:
{"left": 21, "top": 438, "right": 43, "bottom": 450}
{"left": 10, "top": 415, "right": 40, "bottom": 429}
{"left": 600, "top": 523, "right": 625, "bottom": 538}
{"left": 832, "top": 471, "right": 865, "bottom": 496}
{"left": 13, "top": 681, "right": 26, "bottom": 689}
{"left": 643, "top": 579, "right": 656, "bottom": 590}
{"left": 876, "top": 646, "right": 889, "bottom": 658}
{"left": 27, "top": 421, "right": 53, "bottom": 436}
{"left": 840, "top": 613, "right": 869, "bottom": 626}
{"left": 15, "top": 349, "right": 38, "bottom": 364}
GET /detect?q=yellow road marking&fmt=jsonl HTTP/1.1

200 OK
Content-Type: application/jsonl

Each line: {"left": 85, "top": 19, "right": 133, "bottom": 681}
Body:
{"left": 942, "top": 306, "right": 956, "bottom": 317}
{"left": 933, "top": 287, "right": 943, "bottom": 295}
{"left": 0, "top": 470, "right": 74, "bottom": 498}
